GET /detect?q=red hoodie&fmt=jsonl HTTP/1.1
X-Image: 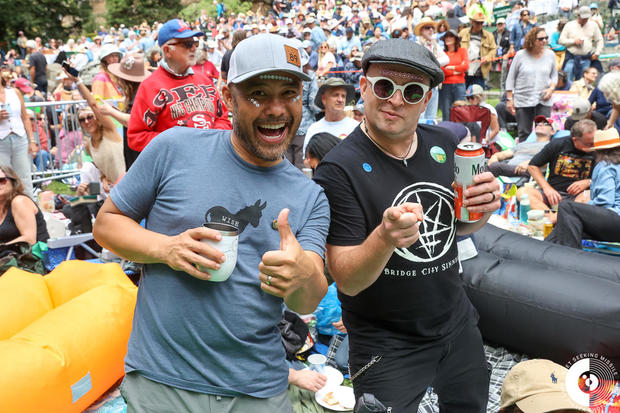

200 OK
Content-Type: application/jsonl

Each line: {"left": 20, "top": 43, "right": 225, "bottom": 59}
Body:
{"left": 128, "top": 66, "right": 232, "bottom": 152}
{"left": 441, "top": 48, "right": 469, "bottom": 85}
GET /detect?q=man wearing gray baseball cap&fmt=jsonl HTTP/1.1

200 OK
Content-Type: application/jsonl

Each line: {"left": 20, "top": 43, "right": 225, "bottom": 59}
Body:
{"left": 314, "top": 38, "right": 500, "bottom": 412}
{"left": 94, "top": 34, "right": 329, "bottom": 413}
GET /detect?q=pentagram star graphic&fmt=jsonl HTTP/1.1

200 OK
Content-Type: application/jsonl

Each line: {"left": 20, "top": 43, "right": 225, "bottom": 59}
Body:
{"left": 392, "top": 182, "right": 455, "bottom": 263}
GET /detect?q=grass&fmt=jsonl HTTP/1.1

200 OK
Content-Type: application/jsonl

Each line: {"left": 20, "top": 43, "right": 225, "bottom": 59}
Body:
{"left": 41, "top": 180, "right": 75, "bottom": 196}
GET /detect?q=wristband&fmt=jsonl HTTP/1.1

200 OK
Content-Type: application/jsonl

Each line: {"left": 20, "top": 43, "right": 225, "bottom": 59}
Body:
{"left": 76, "top": 79, "right": 83, "bottom": 85}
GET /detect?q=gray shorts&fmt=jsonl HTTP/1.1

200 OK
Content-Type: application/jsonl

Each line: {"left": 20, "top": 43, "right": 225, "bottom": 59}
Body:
{"left": 120, "top": 371, "right": 293, "bottom": 413}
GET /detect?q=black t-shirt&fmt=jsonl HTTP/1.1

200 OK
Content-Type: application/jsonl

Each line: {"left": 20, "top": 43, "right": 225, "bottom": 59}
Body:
{"left": 220, "top": 49, "right": 233, "bottom": 80}
{"left": 313, "top": 125, "right": 475, "bottom": 355}
{"left": 564, "top": 112, "right": 608, "bottom": 132}
{"left": 28, "top": 52, "right": 47, "bottom": 84}
{"left": 529, "top": 136, "right": 595, "bottom": 193}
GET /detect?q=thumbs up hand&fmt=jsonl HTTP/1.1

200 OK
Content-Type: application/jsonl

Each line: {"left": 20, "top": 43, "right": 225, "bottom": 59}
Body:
{"left": 259, "top": 208, "right": 307, "bottom": 299}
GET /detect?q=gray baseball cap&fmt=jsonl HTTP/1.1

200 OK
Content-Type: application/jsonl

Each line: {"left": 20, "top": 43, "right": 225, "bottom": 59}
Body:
{"left": 228, "top": 34, "right": 311, "bottom": 84}
{"left": 361, "top": 39, "right": 444, "bottom": 89}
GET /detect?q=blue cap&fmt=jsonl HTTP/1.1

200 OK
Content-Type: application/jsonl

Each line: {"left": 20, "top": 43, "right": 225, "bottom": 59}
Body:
{"left": 158, "top": 19, "right": 205, "bottom": 46}
{"left": 590, "top": 2, "right": 598, "bottom": 8}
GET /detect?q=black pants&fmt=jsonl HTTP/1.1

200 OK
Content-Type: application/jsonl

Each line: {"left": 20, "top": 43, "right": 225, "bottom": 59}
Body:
{"left": 546, "top": 200, "right": 620, "bottom": 249}
{"left": 515, "top": 104, "right": 551, "bottom": 142}
{"left": 349, "top": 322, "right": 489, "bottom": 413}
{"left": 488, "top": 161, "right": 530, "bottom": 178}
{"left": 495, "top": 101, "right": 516, "bottom": 130}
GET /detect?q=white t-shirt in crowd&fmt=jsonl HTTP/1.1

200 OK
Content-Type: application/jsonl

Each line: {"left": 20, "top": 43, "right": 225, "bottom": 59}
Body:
{"left": 303, "top": 116, "right": 359, "bottom": 156}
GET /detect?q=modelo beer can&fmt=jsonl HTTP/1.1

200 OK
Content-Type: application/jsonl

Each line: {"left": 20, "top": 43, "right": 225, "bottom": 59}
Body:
{"left": 454, "top": 142, "right": 486, "bottom": 222}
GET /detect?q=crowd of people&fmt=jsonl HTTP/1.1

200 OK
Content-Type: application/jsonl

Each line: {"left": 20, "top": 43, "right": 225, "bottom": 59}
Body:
{"left": 0, "top": 0, "right": 620, "bottom": 412}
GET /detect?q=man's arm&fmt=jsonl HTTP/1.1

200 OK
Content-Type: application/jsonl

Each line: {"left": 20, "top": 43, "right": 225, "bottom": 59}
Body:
{"left": 527, "top": 164, "right": 562, "bottom": 206}
{"left": 488, "top": 149, "right": 514, "bottom": 165}
{"left": 93, "top": 198, "right": 226, "bottom": 280}
{"left": 326, "top": 203, "right": 423, "bottom": 297}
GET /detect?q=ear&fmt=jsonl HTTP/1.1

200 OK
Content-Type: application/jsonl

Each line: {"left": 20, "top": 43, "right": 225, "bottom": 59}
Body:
{"left": 221, "top": 84, "right": 233, "bottom": 109}
{"left": 359, "top": 75, "right": 369, "bottom": 99}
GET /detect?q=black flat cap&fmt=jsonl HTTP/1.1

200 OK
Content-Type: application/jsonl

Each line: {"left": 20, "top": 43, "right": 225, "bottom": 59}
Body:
{"left": 362, "top": 39, "right": 444, "bottom": 89}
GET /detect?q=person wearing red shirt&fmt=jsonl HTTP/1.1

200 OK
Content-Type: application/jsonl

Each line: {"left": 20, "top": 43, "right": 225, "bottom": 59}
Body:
{"left": 191, "top": 46, "right": 220, "bottom": 84}
{"left": 439, "top": 30, "right": 469, "bottom": 121}
{"left": 128, "top": 19, "right": 231, "bottom": 152}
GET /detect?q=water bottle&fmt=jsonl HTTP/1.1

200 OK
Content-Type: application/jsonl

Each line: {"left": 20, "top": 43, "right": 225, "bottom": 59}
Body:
{"left": 498, "top": 46, "right": 503, "bottom": 56}
{"left": 519, "top": 194, "right": 530, "bottom": 223}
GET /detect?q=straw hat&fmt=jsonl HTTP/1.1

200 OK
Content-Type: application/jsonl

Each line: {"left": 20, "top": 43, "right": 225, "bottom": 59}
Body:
{"left": 414, "top": 17, "right": 438, "bottom": 36}
{"left": 592, "top": 128, "right": 620, "bottom": 150}
{"left": 107, "top": 53, "right": 150, "bottom": 83}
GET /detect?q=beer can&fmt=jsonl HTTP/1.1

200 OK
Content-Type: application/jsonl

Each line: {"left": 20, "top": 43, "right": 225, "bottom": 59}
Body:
{"left": 454, "top": 142, "right": 486, "bottom": 222}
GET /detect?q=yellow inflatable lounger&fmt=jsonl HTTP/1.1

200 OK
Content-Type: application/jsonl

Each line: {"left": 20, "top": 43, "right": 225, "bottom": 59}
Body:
{"left": 0, "top": 261, "right": 137, "bottom": 413}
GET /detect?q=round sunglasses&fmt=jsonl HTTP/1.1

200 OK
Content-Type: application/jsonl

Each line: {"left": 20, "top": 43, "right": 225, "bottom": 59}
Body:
{"left": 365, "top": 76, "right": 430, "bottom": 105}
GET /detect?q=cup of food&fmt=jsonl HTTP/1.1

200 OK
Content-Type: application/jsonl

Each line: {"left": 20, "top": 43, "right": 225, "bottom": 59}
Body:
{"left": 199, "top": 222, "right": 239, "bottom": 282}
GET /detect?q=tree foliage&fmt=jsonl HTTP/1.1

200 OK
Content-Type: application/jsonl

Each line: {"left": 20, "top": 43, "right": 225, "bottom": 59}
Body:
{"left": 180, "top": 0, "right": 253, "bottom": 23}
{"left": 106, "top": 0, "right": 183, "bottom": 28}
{"left": 0, "top": 0, "right": 91, "bottom": 50}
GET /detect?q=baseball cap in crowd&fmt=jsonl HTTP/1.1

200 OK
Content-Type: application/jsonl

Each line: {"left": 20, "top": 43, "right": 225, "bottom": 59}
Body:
{"left": 534, "top": 115, "right": 554, "bottom": 128}
{"left": 570, "top": 97, "right": 591, "bottom": 120}
{"left": 158, "top": 19, "right": 204, "bottom": 47}
{"left": 362, "top": 39, "right": 445, "bottom": 89}
{"left": 301, "top": 40, "right": 312, "bottom": 48}
{"left": 465, "top": 84, "right": 484, "bottom": 97}
{"left": 496, "top": 17, "right": 506, "bottom": 25}
{"left": 500, "top": 359, "right": 591, "bottom": 413}
{"left": 590, "top": 2, "right": 598, "bottom": 9}
{"left": 228, "top": 34, "right": 311, "bottom": 84}
{"left": 14, "top": 78, "right": 33, "bottom": 94}
{"left": 577, "top": 5, "right": 592, "bottom": 19}
{"left": 25, "top": 40, "right": 36, "bottom": 49}
{"left": 346, "top": 27, "right": 354, "bottom": 33}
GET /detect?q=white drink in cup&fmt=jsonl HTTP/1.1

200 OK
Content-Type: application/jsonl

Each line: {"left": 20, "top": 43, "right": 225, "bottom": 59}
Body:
{"left": 308, "top": 353, "right": 327, "bottom": 374}
{"left": 199, "top": 222, "right": 239, "bottom": 282}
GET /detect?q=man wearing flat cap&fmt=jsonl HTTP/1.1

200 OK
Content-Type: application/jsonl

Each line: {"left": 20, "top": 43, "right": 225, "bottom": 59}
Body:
{"left": 314, "top": 39, "right": 500, "bottom": 412}
{"left": 302, "top": 77, "right": 358, "bottom": 156}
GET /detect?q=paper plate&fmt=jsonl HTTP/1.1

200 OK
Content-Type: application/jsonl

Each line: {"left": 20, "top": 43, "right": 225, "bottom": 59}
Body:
{"left": 315, "top": 385, "right": 355, "bottom": 411}
{"left": 323, "top": 366, "right": 344, "bottom": 388}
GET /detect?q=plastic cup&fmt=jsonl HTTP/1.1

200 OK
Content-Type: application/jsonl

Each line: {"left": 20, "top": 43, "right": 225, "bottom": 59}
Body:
{"left": 308, "top": 353, "right": 327, "bottom": 374}
{"left": 198, "top": 223, "right": 239, "bottom": 282}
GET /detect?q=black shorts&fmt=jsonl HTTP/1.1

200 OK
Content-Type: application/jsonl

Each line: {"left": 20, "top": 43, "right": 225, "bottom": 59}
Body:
{"left": 348, "top": 322, "right": 489, "bottom": 413}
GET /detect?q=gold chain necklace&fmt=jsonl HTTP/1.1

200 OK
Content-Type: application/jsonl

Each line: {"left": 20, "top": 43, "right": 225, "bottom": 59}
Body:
{"left": 362, "top": 120, "right": 414, "bottom": 167}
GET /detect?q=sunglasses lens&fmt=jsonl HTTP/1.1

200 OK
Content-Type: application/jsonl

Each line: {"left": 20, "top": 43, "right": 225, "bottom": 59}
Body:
{"left": 404, "top": 83, "right": 425, "bottom": 103}
{"left": 372, "top": 78, "right": 395, "bottom": 99}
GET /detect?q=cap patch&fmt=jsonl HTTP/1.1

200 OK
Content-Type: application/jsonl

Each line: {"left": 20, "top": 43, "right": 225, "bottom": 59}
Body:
{"left": 284, "top": 44, "right": 301, "bottom": 67}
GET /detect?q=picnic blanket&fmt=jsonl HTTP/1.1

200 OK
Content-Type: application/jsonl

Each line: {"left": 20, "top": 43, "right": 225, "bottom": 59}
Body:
{"left": 86, "top": 344, "right": 527, "bottom": 413}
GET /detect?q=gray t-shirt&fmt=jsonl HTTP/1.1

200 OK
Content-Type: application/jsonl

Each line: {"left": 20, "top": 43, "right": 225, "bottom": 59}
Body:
{"left": 507, "top": 140, "right": 549, "bottom": 167}
{"left": 505, "top": 49, "right": 558, "bottom": 108}
{"left": 111, "top": 127, "right": 329, "bottom": 398}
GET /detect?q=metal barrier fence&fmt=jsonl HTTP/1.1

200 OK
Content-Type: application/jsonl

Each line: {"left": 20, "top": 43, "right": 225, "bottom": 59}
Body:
{"left": 25, "top": 99, "right": 88, "bottom": 184}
